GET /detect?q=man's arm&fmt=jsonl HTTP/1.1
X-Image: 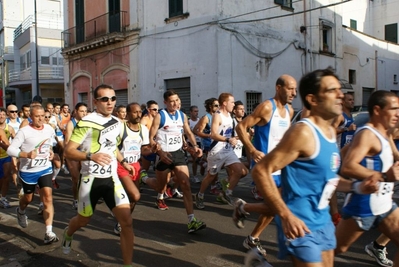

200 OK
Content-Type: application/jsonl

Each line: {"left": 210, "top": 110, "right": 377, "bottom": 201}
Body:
{"left": 193, "top": 115, "right": 211, "bottom": 139}
{"left": 340, "top": 129, "right": 394, "bottom": 181}
{"left": 19, "top": 119, "right": 29, "bottom": 129}
{"left": 252, "top": 122, "right": 312, "bottom": 238}
{"left": 236, "top": 101, "right": 271, "bottom": 162}
{"left": 183, "top": 114, "right": 202, "bottom": 156}
{"left": 64, "top": 120, "right": 74, "bottom": 145}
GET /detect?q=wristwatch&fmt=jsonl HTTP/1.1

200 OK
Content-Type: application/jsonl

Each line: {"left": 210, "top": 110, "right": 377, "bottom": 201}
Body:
{"left": 120, "top": 158, "right": 128, "bottom": 164}
{"left": 86, "top": 152, "right": 92, "bottom": 160}
{"left": 225, "top": 138, "right": 230, "bottom": 143}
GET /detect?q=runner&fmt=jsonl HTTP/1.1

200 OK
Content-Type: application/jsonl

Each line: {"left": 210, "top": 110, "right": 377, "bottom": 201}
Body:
{"left": 336, "top": 90, "right": 399, "bottom": 267}
{"left": 194, "top": 93, "right": 248, "bottom": 208}
{"left": 62, "top": 84, "right": 134, "bottom": 266}
{"left": 234, "top": 75, "right": 296, "bottom": 258}
{"left": 235, "top": 68, "right": 379, "bottom": 266}
{"left": 187, "top": 105, "right": 202, "bottom": 183}
{"left": 0, "top": 107, "right": 14, "bottom": 208}
{"left": 148, "top": 90, "right": 206, "bottom": 233}
{"left": 113, "top": 102, "right": 153, "bottom": 235}
{"left": 64, "top": 102, "right": 88, "bottom": 209}
{"left": 7, "top": 105, "right": 58, "bottom": 244}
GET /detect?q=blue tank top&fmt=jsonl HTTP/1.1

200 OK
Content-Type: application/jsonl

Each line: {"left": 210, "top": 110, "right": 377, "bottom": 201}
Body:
{"left": 338, "top": 112, "right": 355, "bottom": 148}
{"left": 252, "top": 99, "right": 290, "bottom": 170}
{"left": 342, "top": 126, "right": 394, "bottom": 217}
{"left": 280, "top": 119, "right": 340, "bottom": 230}
{"left": 201, "top": 113, "right": 212, "bottom": 148}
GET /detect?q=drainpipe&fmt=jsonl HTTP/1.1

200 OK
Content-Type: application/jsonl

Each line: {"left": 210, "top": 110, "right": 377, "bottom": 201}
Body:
{"left": 375, "top": 50, "right": 378, "bottom": 91}
{"left": 309, "top": 0, "right": 313, "bottom": 71}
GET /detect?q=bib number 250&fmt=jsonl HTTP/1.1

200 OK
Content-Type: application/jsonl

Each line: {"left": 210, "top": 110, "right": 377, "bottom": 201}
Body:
{"left": 168, "top": 136, "right": 181, "bottom": 145}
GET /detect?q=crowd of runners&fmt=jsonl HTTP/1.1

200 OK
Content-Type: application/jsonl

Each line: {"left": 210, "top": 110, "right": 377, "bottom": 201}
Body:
{"left": 0, "top": 68, "right": 399, "bottom": 266}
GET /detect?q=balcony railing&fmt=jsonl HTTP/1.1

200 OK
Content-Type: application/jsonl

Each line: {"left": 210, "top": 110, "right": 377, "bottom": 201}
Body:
{"left": 62, "top": 11, "right": 129, "bottom": 48}
{"left": 8, "top": 66, "right": 64, "bottom": 83}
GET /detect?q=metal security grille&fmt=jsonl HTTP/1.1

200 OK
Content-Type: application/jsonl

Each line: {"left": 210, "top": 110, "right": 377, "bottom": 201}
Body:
{"left": 78, "top": 92, "right": 88, "bottom": 104}
{"left": 115, "top": 89, "right": 128, "bottom": 107}
{"left": 165, "top": 77, "right": 191, "bottom": 115}
{"left": 246, "top": 92, "right": 262, "bottom": 114}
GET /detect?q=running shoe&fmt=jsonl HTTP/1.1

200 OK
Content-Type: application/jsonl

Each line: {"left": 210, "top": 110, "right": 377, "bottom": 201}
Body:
{"left": 243, "top": 236, "right": 267, "bottom": 258}
{"left": 0, "top": 197, "right": 11, "bottom": 209}
{"left": 155, "top": 199, "right": 168, "bottom": 210}
{"left": 251, "top": 186, "right": 264, "bottom": 201}
{"left": 16, "top": 207, "right": 28, "bottom": 228}
{"left": 233, "top": 198, "right": 249, "bottom": 229}
{"left": 139, "top": 171, "right": 148, "bottom": 185}
{"left": 187, "top": 218, "right": 206, "bottom": 233}
{"left": 194, "top": 193, "right": 205, "bottom": 209}
{"left": 44, "top": 231, "right": 59, "bottom": 244}
{"left": 72, "top": 200, "right": 78, "bottom": 210}
{"left": 114, "top": 222, "right": 121, "bottom": 236}
{"left": 209, "top": 187, "right": 220, "bottom": 195}
{"left": 220, "top": 191, "right": 233, "bottom": 206}
{"left": 172, "top": 189, "right": 183, "bottom": 198}
{"left": 38, "top": 202, "right": 44, "bottom": 215}
{"left": 164, "top": 187, "right": 173, "bottom": 198}
{"left": 61, "top": 227, "right": 73, "bottom": 255}
{"left": 190, "top": 175, "right": 201, "bottom": 184}
{"left": 216, "top": 193, "right": 228, "bottom": 204}
{"left": 365, "top": 242, "right": 393, "bottom": 267}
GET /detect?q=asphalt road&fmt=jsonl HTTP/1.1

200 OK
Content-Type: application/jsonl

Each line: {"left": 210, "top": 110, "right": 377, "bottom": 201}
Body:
{"left": 0, "top": 166, "right": 397, "bottom": 267}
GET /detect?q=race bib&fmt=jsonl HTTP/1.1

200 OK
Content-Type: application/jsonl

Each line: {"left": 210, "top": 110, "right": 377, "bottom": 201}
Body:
{"left": 166, "top": 133, "right": 183, "bottom": 151}
{"left": 89, "top": 161, "right": 114, "bottom": 178}
{"left": 123, "top": 150, "right": 140, "bottom": 163}
{"left": 234, "top": 140, "right": 243, "bottom": 158}
{"left": 30, "top": 153, "right": 49, "bottom": 167}
{"left": 370, "top": 182, "right": 394, "bottom": 215}
{"left": 318, "top": 178, "right": 339, "bottom": 209}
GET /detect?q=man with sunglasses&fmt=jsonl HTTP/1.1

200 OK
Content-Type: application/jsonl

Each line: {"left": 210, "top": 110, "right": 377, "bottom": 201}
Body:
{"left": 62, "top": 84, "right": 134, "bottom": 266}
{"left": 139, "top": 100, "right": 159, "bottom": 184}
{"left": 6, "top": 104, "right": 22, "bottom": 134}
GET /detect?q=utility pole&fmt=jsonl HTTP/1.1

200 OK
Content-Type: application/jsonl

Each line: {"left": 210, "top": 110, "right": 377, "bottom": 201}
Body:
{"left": 1, "top": 46, "right": 5, "bottom": 107}
{"left": 33, "top": 0, "right": 39, "bottom": 98}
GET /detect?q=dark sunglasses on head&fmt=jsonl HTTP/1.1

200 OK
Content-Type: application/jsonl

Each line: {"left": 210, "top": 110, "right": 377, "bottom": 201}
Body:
{"left": 150, "top": 108, "right": 158, "bottom": 112}
{"left": 8, "top": 110, "right": 18, "bottom": 113}
{"left": 96, "top": 96, "right": 117, "bottom": 102}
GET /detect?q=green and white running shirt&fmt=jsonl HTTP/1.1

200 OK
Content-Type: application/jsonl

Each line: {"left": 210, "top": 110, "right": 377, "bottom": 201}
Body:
{"left": 70, "top": 112, "right": 121, "bottom": 178}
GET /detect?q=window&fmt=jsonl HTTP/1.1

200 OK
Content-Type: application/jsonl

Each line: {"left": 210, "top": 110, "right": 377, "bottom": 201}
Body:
{"left": 394, "top": 74, "right": 398, "bottom": 84}
{"left": 169, "top": 0, "right": 183, "bottom": 18}
{"left": 26, "top": 51, "right": 31, "bottom": 68}
{"left": 350, "top": 19, "right": 357, "bottom": 30}
{"left": 274, "top": 0, "right": 292, "bottom": 9}
{"left": 349, "top": 69, "right": 356, "bottom": 84}
{"left": 246, "top": 92, "right": 262, "bottom": 114}
{"left": 385, "top": 23, "right": 398, "bottom": 43}
{"left": 41, "top": 56, "right": 50, "bottom": 65}
{"left": 20, "top": 55, "right": 26, "bottom": 71}
{"left": 320, "top": 20, "right": 334, "bottom": 53}
{"left": 52, "top": 57, "right": 58, "bottom": 65}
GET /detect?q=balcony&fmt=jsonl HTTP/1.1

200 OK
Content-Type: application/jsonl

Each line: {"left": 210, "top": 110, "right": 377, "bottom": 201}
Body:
{"left": 8, "top": 66, "right": 64, "bottom": 83}
{"left": 62, "top": 11, "right": 129, "bottom": 55}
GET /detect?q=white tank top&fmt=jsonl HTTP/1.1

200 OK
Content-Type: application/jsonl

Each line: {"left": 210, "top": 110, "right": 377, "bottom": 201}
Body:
{"left": 210, "top": 111, "right": 234, "bottom": 154}
{"left": 156, "top": 110, "right": 184, "bottom": 152}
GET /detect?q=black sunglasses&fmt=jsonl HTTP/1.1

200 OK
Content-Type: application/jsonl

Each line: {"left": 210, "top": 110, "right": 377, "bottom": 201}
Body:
{"left": 96, "top": 96, "right": 117, "bottom": 102}
{"left": 213, "top": 104, "right": 219, "bottom": 107}
{"left": 45, "top": 116, "right": 51, "bottom": 119}
{"left": 150, "top": 108, "right": 158, "bottom": 112}
{"left": 8, "top": 110, "right": 18, "bottom": 113}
